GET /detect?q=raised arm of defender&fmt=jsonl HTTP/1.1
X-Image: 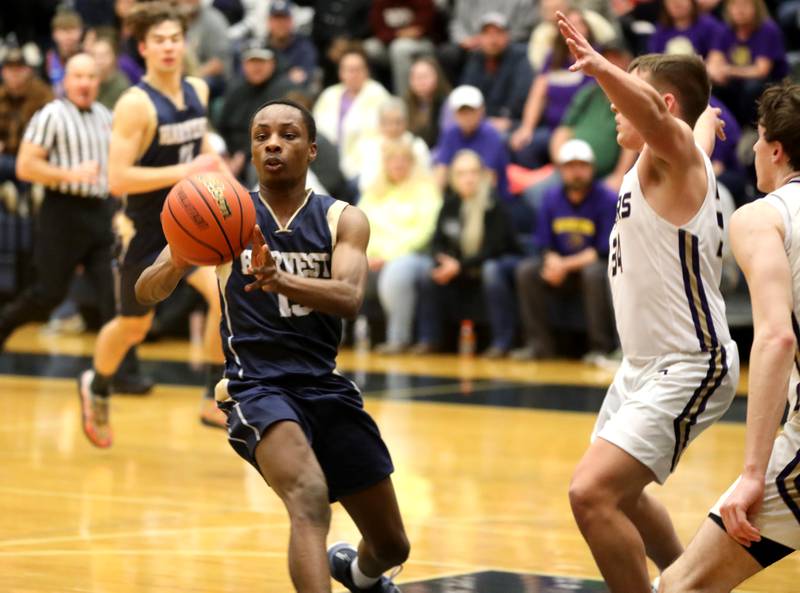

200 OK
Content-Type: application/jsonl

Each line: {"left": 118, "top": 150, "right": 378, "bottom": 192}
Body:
{"left": 556, "top": 12, "right": 697, "bottom": 169}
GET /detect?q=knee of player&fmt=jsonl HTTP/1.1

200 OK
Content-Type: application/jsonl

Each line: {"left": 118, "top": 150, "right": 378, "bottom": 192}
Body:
{"left": 282, "top": 477, "right": 331, "bottom": 525}
{"left": 118, "top": 317, "right": 152, "bottom": 344}
{"left": 568, "top": 473, "right": 609, "bottom": 522}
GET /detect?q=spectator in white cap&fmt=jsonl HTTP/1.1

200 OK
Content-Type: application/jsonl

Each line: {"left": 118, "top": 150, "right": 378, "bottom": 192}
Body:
{"left": 511, "top": 139, "right": 618, "bottom": 361}
{"left": 432, "top": 84, "right": 512, "bottom": 200}
{"left": 460, "top": 12, "right": 534, "bottom": 135}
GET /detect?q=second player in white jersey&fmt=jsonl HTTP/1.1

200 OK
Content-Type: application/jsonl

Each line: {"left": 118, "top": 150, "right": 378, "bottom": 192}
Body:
{"left": 610, "top": 148, "right": 731, "bottom": 359}
{"left": 658, "top": 81, "right": 800, "bottom": 593}
{"left": 709, "top": 177, "right": 800, "bottom": 549}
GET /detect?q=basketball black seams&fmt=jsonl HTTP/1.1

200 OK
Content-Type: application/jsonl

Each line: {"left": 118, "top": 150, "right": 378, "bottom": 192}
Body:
{"left": 166, "top": 200, "right": 225, "bottom": 263}
{"left": 187, "top": 177, "right": 237, "bottom": 263}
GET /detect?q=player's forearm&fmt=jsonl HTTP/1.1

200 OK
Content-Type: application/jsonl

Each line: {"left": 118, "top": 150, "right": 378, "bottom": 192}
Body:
{"left": 593, "top": 59, "right": 671, "bottom": 144}
{"left": 276, "top": 273, "right": 363, "bottom": 319}
{"left": 694, "top": 105, "right": 719, "bottom": 157}
{"left": 742, "top": 331, "right": 796, "bottom": 477}
{"left": 16, "top": 155, "right": 73, "bottom": 186}
{"left": 109, "top": 164, "right": 189, "bottom": 196}
{"left": 135, "top": 256, "right": 189, "bottom": 307}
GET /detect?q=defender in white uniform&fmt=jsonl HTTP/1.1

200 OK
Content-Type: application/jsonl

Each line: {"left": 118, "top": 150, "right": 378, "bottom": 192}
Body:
{"left": 659, "top": 81, "right": 800, "bottom": 593}
{"left": 557, "top": 13, "right": 739, "bottom": 593}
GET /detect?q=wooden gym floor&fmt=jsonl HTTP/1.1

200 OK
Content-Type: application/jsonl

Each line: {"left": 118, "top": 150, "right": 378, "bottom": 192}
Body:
{"left": 1, "top": 325, "right": 798, "bottom": 592}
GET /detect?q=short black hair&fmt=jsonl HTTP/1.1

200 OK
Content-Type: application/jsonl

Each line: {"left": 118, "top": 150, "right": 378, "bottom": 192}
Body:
{"left": 249, "top": 99, "right": 317, "bottom": 142}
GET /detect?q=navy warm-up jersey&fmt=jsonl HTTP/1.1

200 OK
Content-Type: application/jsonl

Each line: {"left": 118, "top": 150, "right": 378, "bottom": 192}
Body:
{"left": 124, "top": 78, "right": 206, "bottom": 258}
{"left": 216, "top": 190, "right": 350, "bottom": 381}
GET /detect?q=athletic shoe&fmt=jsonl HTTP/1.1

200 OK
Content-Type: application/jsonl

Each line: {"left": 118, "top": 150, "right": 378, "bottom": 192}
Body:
{"left": 199, "top": 398, "right": 227, "bottom": 429}
{"left": 77, "top": 370, "right": 112, "bottom": 448}
{"left": 328, "top": 542, "right": 401, "bottom": 593}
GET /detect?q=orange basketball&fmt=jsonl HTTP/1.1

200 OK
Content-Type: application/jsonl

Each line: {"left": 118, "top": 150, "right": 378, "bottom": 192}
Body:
{"left": 161, "top": 172, "right": 256, "bottom": 266}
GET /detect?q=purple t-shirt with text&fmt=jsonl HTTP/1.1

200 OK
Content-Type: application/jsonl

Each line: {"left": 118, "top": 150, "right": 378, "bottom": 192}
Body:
{"left": 535, "top": 181, "right": 617, "bottom": 257}
{"left": 648, "top": 13, "right": 725, "bottom": 58}
{"left": 712, "top": 19, "right": 788, "bottom": 79}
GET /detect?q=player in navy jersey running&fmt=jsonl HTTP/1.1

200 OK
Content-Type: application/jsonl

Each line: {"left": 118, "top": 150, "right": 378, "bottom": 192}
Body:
{"left": 135, "top": 99, "right": 409, "bottom": 593}
{"left": 78, "top": 1, "right": 227, "bottom": 448}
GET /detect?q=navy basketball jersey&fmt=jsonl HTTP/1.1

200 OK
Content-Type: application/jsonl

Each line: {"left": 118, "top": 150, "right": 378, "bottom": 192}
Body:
{"left": 125, "top": 78, "right": 206, "bottom": 235}
{"left": 216, "top": 191, "right": 349, "bottom": 381}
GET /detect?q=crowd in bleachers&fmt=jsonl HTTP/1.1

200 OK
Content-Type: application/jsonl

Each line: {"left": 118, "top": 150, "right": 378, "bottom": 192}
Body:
{"left": 0, "top": 0, "right": 798, "bottom": 360}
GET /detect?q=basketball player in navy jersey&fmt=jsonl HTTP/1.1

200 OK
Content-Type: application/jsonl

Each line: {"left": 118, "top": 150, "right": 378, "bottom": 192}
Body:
{"left": 135, "top": 99, "right": 409, "bottom": 593}
{"left": 78, "top": 2, "right": 227, "bottom": 448}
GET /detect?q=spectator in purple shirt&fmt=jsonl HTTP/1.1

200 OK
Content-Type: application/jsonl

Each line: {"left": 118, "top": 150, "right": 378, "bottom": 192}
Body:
{"left": 708, "top": 0, "right": 788, "bottom": 124}
{"left": 433, "top": 85, "right": 512, "bottom": 200}
{"left": 648, "top": 0, "right": 725, "bottom": 58}
{"left": 511, "top": 140, "right": 617, "bottom": 361}
{"left": 510, "top": 8, "right": 595, "bottom": 169}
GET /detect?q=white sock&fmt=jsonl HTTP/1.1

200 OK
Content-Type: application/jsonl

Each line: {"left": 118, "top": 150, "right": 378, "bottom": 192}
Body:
{"left": 350, "top": 557, "right": 380, "bottom": 589}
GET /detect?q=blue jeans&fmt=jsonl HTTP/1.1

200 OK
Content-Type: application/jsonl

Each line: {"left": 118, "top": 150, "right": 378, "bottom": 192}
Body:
{"left": 482, "top": 254, "right": 524, "bottom": 351}
{"left": 377, "top": 253, "right": 432, "bottom": 346}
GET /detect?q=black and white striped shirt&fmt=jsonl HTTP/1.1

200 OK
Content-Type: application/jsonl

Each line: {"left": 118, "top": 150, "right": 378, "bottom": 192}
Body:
{"left": 23, "top": 98, "right": 112, "bottom": 198}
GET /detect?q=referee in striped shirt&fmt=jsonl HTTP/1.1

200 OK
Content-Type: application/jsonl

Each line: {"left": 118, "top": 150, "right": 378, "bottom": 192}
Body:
{"left": 0, "top": 53, "right": 148, "bottom": 392}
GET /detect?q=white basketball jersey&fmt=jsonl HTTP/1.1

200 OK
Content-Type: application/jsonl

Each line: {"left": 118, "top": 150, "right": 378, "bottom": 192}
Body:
{"left": 609, "top": 148, "right": 731, "bottom": 359}
{"left": 763, "top": 178, "right": 800, "bottom": 414}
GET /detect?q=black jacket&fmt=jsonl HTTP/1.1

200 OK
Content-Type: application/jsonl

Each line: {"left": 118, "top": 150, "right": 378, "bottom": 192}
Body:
{"left": 214, "top": 74, "right": 297, "bottom": 155}
{"left": 431, "top": 191, "right": 521, "bottom": 278}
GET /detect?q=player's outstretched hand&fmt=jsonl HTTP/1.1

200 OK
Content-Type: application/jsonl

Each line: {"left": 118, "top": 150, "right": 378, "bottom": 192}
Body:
{"left": 697, "top": 105, "right": 727, "bottom": 142}
{"left": 719, "top": 474, "right": 764, "bottom": 547}
{"left": 556, "top": 10, "right": 605, "bottom": 77}
{"left": 245, "top": 224, "right": 280, "bottom": 293}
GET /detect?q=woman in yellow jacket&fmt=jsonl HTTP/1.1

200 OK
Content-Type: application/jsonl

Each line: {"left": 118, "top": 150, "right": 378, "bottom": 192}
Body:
{"left": 358, "top": 138, "right": 441, "bottom": 353}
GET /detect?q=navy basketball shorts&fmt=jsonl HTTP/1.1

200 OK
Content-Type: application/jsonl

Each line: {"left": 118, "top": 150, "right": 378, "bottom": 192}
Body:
{"left": 115, "top": 228, "right": 198, "bottom": 317}
{"left": 115, "top": 221, "right": 167, "bottom": 317}
{"left": 216, "top": 373, "right": 394, "bottom": 502}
